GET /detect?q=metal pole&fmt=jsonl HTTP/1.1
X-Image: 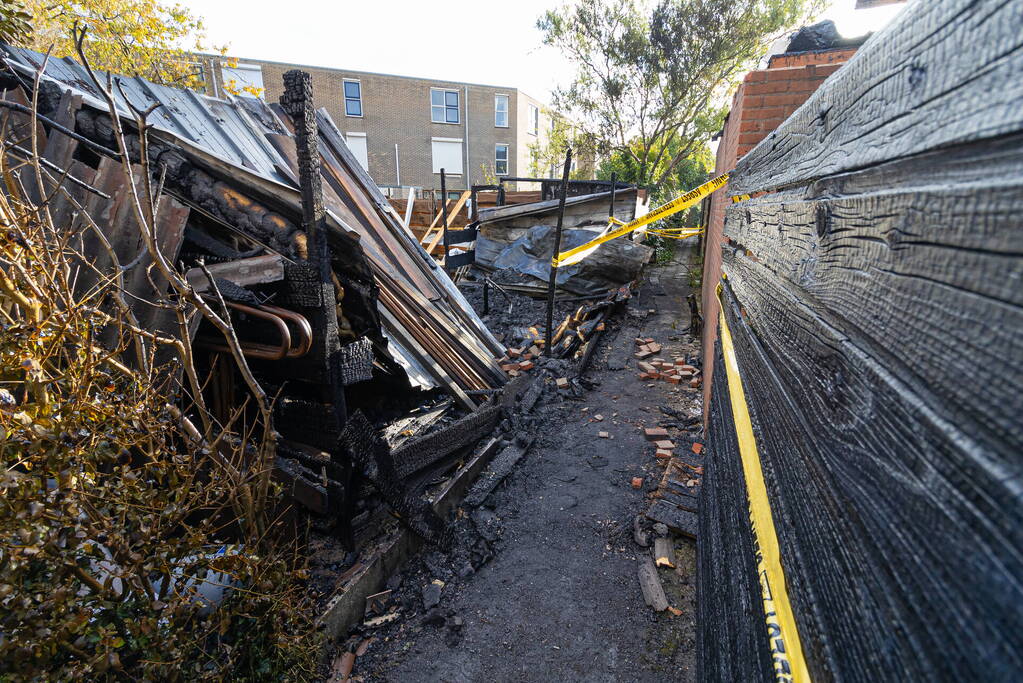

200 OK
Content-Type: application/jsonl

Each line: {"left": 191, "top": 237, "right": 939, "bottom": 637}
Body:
{"left": 544, "top": 148, "right": 573, "bottom": 358}
{"left": 608, "top": 172, "right": 617, "bottom": 220}
{"left": 440, "top": 169, "right": 450, "bottom": 270}
{"left": 482, "top": 278, "right": 490, "bottom": 315}
{"left": 394, "top": 143, "right": 401, "bottom": 186}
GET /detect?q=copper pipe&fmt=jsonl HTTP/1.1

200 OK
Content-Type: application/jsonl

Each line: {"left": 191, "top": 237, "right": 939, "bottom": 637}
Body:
{"left": 196, "top": 300, "right": 292, "bottom": 360}
{"left": 263, "top": 304, "right": 313, "bottom": 358}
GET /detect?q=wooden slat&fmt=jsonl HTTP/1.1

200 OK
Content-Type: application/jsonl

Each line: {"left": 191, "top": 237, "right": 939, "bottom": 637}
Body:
{"left": 185, "top": 254, "right": 284, "bottom": 292}
{"left": 424, "top": 190, "right": 470, "bottom": 255}
{"left": 730, "top": 0, "right": 1023, "bottom": 194}
{"left": 724, "top": 133, "right": 1023, "bottom": 453}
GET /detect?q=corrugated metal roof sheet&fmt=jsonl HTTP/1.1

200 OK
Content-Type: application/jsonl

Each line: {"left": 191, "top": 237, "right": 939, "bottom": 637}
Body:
{"left": 2, "top": 47, "right": 295, "bottom": 186}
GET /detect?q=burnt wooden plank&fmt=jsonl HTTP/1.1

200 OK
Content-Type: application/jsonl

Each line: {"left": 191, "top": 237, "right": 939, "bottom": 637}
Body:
{"left": 637, "top": 556, "right": 669, "bottom": 611}
{"left": 185, "top": 253, "right": 285, "bottom": 292}
{"left": 462, "top": 438, "right": 533, "bottom": 508}
{"left": 730, "top": 0, "right": 1023, "bottom": 194}
{"left": 645, "top": 500, "right": 698, "bottom": 539}
{"left": 697, "top": 345, "right": 774, "bottom": 683}
{"left": 712, "top": 277, "right": 1023, "bottom": 679}
{"left": 724, "top": 132, "right": 1023, "bottom": 458}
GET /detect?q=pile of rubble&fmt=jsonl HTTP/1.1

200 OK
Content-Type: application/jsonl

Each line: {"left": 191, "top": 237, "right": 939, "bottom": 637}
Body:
{"left": 635, "top": 338, "right": 703, "bottom": 389}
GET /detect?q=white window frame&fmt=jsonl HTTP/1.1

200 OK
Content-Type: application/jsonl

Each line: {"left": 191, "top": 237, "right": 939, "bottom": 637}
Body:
{"left": 345, "top": 131, "right": 368, "bottom": 171}
{"left": 343, "top": 79, "right": 363, "bottom": 118}
{"left": 430, "top": 88, "right": 460, "bottom": 125}
{"left": 220, "top": 62, "right": 264, "bottom": 99}
{"left": 528, "top": 103, "right": 539, "bottom": 135}
{"left": 495, "top": 143, "right": 509, "bottom": 176}
{"left": 495, "top": 94, "right": 509, "bottom": 128}
{"left": 431, "top": 136, "right": 464, "bottom": 176}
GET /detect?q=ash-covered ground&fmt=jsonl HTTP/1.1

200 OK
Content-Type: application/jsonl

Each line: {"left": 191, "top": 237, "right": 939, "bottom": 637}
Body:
{"left": 327, "top": 249, "right": 704, "bottom": 682}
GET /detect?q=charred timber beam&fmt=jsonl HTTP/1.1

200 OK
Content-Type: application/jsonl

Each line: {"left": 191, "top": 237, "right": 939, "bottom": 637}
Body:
{"left": 280, "top": 70, "right": 356, "bottom": 544}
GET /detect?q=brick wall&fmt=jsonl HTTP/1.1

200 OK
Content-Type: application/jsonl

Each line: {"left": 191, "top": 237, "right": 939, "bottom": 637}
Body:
{"left": 200, "top": 56, "right": 551, "bottom": 192}
{"left": 700, "top": 47, "right": 857, "bottom": 408}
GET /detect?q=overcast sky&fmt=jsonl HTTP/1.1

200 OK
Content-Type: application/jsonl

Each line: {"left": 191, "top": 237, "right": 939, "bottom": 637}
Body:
{"left": 176, "top": 0, "right": 905, "bottom": 102}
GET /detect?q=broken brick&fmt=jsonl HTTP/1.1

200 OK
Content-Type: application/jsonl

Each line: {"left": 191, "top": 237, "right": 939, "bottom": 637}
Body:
{"left": 518, "top": 360, "right": 535, "bottom": 371}
{"left": 655, "top": 449, "right": 672, "bottom": 459}
{"left": 638, "top": 362, "right": 657, "bottom": 374}
{"left": 598, "top": 431, "right": 610, "bottom": 438}
{"left": 647, "top": 343, "right": 662, "bottom": 354}
{"left": 680, "top": 365, "right": 697, "bottom": 373}
{"left": 692, "top": 442, "right": 704, "bottom": 455}
{"left": 689, "top": 378, "right": 701, "bottom": 388}
{"left": 634, "top": 350, "right": 654, "bottom": 359}
{"left": 528, "top": 345, "right": 542, "bottom": 357}
{"left": 556, "top": 377, "right": 569, "bottom": 389}
{"left": 666, "top": 375, "right": 681, "bottom": 384}
{"left": 593, "top": 414, "right": 604, "bottom": 421}
{"left": 635, "top": 337, "right": 646, "bottom": 346}
{"left": 631, "top": 477, "right": 644, "bottom": 489}
{"left": 644, "top": 427, "right": 669, "bottom": 440}
{"left": 654, "top": 440, "right": 676, "bottom": 451}
{"left": 506, "top": 347, "right": 522, "bottom": 358}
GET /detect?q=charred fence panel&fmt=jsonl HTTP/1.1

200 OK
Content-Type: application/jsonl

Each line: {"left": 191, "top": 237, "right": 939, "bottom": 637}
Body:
{"left": 700, "top": 0, "right": 1023, "bottom": 680}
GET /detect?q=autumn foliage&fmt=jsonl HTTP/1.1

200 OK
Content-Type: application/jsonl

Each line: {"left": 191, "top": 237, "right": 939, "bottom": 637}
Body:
{"left": 0, "top": 93, "right": 315, "bottom": 680}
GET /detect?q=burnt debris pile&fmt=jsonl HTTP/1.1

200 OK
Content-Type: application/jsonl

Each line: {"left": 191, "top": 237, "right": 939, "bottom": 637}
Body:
{"left": 0, "top": 45, "right": 507, "bottom": 555}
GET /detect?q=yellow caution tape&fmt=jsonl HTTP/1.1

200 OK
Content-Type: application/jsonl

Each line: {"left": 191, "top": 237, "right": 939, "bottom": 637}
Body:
{"left": 646, "top": 228, "right": 704, "bottom": 240}
{"left": 717, "top": 284, "right": 811, "bottom": 683}
{"left": 552, "top": 173, "right": 730, "bottom": 267}
{"left": 731, "top": 193, "right": 751, "bottom": 203}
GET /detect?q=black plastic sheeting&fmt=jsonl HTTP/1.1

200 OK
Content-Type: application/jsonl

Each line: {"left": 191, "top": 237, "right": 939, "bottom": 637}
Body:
{"left": 475, "top": 224, "right": 649, "bottom": 296}
{"left": 698, "top": 284, "right": 1023, "bottom": 680}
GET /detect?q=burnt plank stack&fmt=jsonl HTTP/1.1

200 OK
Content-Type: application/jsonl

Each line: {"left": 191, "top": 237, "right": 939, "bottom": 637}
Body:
{"left": 699, "top": 0, "right": 1023, "bottom": 680}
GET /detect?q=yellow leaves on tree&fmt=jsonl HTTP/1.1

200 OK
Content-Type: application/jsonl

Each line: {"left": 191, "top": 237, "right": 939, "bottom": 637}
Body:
{"left": 19, "top": 0, "right": 222, "bottom": 90}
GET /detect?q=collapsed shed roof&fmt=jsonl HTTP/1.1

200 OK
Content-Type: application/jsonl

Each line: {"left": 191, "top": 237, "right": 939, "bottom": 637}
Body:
{"left": 1, "top": 46, "right": 504, "bottom": 406}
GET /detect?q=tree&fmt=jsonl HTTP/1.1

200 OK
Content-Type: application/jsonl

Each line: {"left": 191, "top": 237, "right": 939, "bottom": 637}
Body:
{"left": 528, "top": 110, "right": 598, "bottom": 180}
{"left": 0, "top": 1, "right": 32, "bottom": 45}
{"left": 17, "top": 0, "right": 224, "bottom": 91}
{"left": 539, "top": 0, "right": 821, "bottom": 191}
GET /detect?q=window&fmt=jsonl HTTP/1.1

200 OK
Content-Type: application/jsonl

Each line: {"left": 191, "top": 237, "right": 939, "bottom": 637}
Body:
{"left": 495, "top": 94, "right": 509, "bottom": 127}
{"left": 343, "top": 80, "right": 362, "bottom": 117}
{"left": 345, "top": 132, "right": 368, "bottom": 171}
{"left": 431, "top": 89, "right": 459, "bottom": 124}
{"left": 528, "top": 104, "right": 539, "bottom": 135}
{"left": 220, "top": 63, "right": 264, "bottom": 98}
{"left": 495, "top": 144, "right": 509, "bottom": 176}
{"left": 431, "top": 137, "right": 463, "bottom": 175}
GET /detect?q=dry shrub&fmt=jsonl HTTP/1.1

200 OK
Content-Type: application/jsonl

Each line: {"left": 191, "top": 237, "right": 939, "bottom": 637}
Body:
{"left": 0, "top": 94, "right": 319, "bottom": 679}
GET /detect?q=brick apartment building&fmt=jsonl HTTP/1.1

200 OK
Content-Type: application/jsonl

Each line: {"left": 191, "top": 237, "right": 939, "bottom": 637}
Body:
{"left": 196, "top": 56, "right": 553, "bottom": 195}
{"left": 700, "top": 40, "right": 863, "bottom": 404}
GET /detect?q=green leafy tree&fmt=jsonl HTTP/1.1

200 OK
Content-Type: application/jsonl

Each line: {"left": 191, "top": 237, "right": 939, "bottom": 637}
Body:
{"left": 18, "top": 0, "right": 226, "bottom": 91}
{"left": 539, "top": 0, "right": 821, "bottom": 191}
{"left": 0, "top": 1, "right": 32, "bottom": 44}
{"left": 528, "top": 110, "right": 598, "bottom": 180}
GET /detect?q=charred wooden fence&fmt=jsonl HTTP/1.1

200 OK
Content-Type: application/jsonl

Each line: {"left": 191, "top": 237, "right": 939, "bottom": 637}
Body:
{"left": 699, "top": 0, "right": 1023, "bottom": 680}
